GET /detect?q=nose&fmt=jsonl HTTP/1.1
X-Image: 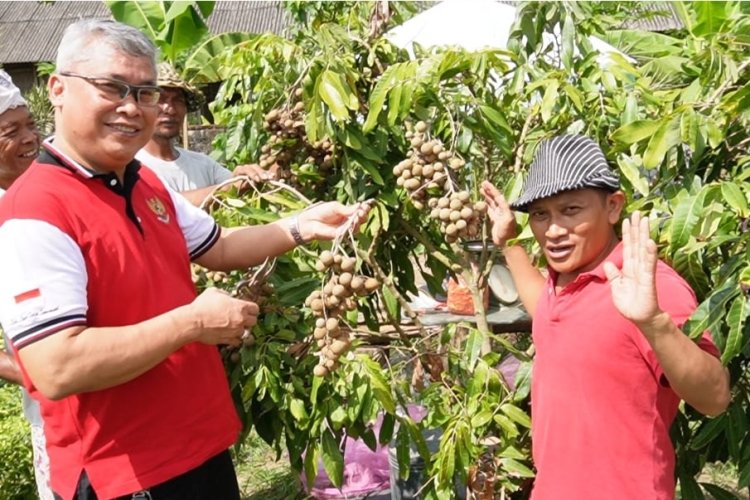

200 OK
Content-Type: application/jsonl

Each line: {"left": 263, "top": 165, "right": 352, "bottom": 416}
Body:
{"left": 117, "top": 94, "right": 142, "bottom": 116}
{"left": 545, "top": 220, "right": 567, "bottom": 239}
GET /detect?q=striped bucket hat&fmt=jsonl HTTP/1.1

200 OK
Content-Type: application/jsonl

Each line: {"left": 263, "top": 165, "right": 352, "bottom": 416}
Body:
{"left": 510, "top": 134, "right": 620, "bottom": 212}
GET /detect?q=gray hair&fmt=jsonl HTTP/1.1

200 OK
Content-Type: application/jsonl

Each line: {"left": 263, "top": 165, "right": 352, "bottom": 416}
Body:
{"left": 56, "top": 19, "right": 157, "bottom": 74}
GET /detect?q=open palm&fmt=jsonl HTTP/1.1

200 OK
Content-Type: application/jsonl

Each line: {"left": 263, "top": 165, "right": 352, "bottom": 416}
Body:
{"left": 602, "top": 212, "right": 661, "bottom": 324}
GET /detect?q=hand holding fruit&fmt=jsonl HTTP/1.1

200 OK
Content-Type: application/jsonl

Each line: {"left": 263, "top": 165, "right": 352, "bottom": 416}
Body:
{"left": 297, "top": 200, "right": 372, "bottom": 242}
{"left": 186, "top": 288, "right": 259, "bottom": 347}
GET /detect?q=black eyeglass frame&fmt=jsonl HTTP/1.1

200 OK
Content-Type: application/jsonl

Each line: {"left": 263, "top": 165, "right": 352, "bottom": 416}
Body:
{"left": 59, "top": 72, "right": 161, "bottom": 106}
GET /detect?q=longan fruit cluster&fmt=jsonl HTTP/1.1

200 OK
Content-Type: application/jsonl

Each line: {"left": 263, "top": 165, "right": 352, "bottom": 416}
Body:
{"left": 258, "top": 88, "right": 334, "bottom": 186}
{"left": 428, "top": 192, "right": 488, "bottom": 244}
{"left": 191, "top": 265, "right": 231, "bottom": 286}
{"left": 304, "top": 250, "right": 380, "bottom": 377}
{"left": 393, "top": 121, "right": 466, "bottom": 210}
{"left": 192, "top": 262, "right": 277, "bottom": 364}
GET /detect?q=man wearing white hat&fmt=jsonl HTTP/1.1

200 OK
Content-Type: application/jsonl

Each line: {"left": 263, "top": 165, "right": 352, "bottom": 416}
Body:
{"left": 136, "top": 62, "right": 271, "bottom": 206}
{"left": 481, "top": 134, "right": 730, "bottom": 499}
{"left": 0, "top": 69, "right": 51, "bottom": 499}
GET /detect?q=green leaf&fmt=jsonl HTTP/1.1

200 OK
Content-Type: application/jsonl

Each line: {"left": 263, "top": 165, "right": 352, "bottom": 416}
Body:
{"left": 540, "top": 81, "right": 559, "bottom": 123}
{"left": 396, "top": 423, "right": 410, "bottom": 480}
{"left": 363, "top": 62, "right": 415, "bottom": 133}
{"left": 184, "top": 32, "right": 255, "bottom": 83}
{"left": 678, "top": 474, "right": 705, "bottom": 500}
{"left": 722, "top": 295, "right": 749, "bottom": 364}
{"left": 360, "top": 357, "right": 395, "bottom": 413}
{"left": 500, "top": 458, "right": 535, "bottom": 478}
{"left": 479, "top": 105, "right": 511, "bottom": 135}
{"left": 386, "top": 84, "right": 403, "bottom": 126}
{"left": 611, "top": 120, "right": 662, "bottom": 146}
{"left": 692, "top": 1, "right": 729, "bottom": 37}
{"left": 561, "top": 13, "right": 575, "bottom": 70}
{"left": 643, "top": 115, "right": 681, "bottom": 169}
{"left": 464, "top": 328, "right": 484, "bottom": 372}
{"left": 106, "top": 1, "right": 164, "bottom": 41}
{"left": 379, "top": 412, "right": 395, "bottom": 445}
{"left": 690, "top": 414, "right": 726, "bottom": 450}
{"left": 669, "top": 188, "right": 708, "bottom": 253}
{"left": 563, "top": 83, "right": 583, "bottom": 112}
{"left": 622, "top": 93, "right": 639, "bottom": 124}
{"left": 500, "top": 403, "right": 531, "bottom": 428}
{"left": 381, "top": 280, "right": 399, "bottom": 319}
{"left": 617, "top": 155, "right": 649, "bottom": 196}
{"left": 740, "top": 457, "right": 750, "bottom": 488}
{"left": 471, "top": 410, "right": 493, "bottom": 428}
{"left": 493, "top": 414, "right": 519, "bottom": 439}
{"left": 699, "top": 483, "right": 739, "bottom": 500}
{"left": 289, "top": 398, "right": 309, "bottom": 422}
{"left": 162, "top": 6, "right": 210, "bottom": 62}
{"left": 721, "top": 182, "right": 748, "bottom": 217}
{"left": 671, "top": 251, "right": 710, "bottom": 300}
{"left": 684, "top": 282, "right": 738, "bottom": 340}
{"left": 318, "top": 70, "right": 350, "bottom": 121}
{"left": 304, "top": 440, "right": 319, "bottom": 488}
{"left": 321, "top": 431, "right": 344, "bottom": 488}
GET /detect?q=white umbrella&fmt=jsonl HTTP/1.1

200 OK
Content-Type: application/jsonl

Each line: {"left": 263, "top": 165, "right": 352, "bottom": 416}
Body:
{"left": 387, "top": 0, "right": 633, "bottom": 64}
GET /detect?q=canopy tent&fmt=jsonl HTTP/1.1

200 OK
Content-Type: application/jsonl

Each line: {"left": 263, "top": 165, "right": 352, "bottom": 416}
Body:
{"left": 386, "top": 0, "right": 633, "bottom": 64}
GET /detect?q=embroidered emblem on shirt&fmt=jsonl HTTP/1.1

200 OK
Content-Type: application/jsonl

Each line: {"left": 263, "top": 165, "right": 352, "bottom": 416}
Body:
{"left": 14, "top": 288, "right": 41, "bottom": 303}
{"left": 146, "top": 197, "right": 170, "bottom": 224}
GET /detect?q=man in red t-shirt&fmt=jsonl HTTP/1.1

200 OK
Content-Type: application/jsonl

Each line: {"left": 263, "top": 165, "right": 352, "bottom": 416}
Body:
{"left": 0, "top": 19, "right": 370, "bottom": 500}
{"left": 482, "top": 134, "right": 730, "bottom": 499}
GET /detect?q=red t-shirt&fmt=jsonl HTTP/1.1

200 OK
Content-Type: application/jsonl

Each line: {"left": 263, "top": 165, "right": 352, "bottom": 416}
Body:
{"left": 530, "top": 243, "right": 718, "bottom": 500}
{"left": 0, "top": 143, "right": 241, "bottom": 499}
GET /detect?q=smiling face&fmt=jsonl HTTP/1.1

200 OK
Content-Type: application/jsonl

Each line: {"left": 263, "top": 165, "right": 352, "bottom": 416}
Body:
{"left": 528, "top": 188, "right": 625, "bottom": 287}
{"left": 48, "top": 42, "right": 157, "bottom": 174}
{"left": 153, "top": 87, "right": 187, "bottom": 141}
{"left": 0, "top": 106, "right": 39, "bottom": 189}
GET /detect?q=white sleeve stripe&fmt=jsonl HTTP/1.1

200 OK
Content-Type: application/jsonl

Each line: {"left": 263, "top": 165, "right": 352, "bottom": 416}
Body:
{"left": 13, "top": 314, "right": 87, "bottom": 349}
{"left": 189, "top": 223, "right": 220, "bottom": 260}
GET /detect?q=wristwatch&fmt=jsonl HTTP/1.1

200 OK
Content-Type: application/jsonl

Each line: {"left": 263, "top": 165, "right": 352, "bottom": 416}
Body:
{"left": 288, "top": 215, "right": 306, "bottom": 246}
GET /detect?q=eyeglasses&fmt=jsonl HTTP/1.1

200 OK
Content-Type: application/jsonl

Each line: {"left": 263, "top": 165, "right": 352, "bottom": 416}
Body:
{"left": 59, "top": 72, "right": 161, "bottom": 107}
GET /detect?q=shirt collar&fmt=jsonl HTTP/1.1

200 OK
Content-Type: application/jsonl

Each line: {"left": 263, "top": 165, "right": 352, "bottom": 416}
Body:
{"left": 41, "top": 136, "right": 141, "bottom": 182}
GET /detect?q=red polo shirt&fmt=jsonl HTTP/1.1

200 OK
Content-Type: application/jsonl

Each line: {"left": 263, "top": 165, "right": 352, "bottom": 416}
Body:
{"left": 0, "top": 142, "right": 241, "bottom": 499}
{"left": 530, "top": 243, "right": 718, "bottom": 500}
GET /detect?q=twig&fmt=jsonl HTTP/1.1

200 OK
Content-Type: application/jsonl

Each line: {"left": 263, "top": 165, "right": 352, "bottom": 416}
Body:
{"left": 199, "top": 177, "right": 313, "bottom": 212}
{"left": 706, "top": 57, "right": 750, "bottom": 106}
{"left": 397, "top": 219, "right": 455, "bottom": 270}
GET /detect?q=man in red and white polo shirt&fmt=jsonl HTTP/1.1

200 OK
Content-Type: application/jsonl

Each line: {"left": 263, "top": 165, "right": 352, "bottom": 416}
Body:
{"left": 0, "top": 19, "right": 368, "bottom": 500}
{"left": 481, "top": 134, "right": 730, "bottom": 499}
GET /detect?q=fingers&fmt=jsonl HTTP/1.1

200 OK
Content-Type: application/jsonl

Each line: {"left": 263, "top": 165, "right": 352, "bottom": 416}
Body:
{"left": 622, "top": 211, "right": 658, "bottom": 279}
{"left": 480, "top": 183, "right": 506, "bottom": 220}
{"left": 234, "top": 164, "right": 271, "bottom": 182}
{"left": 602, "top": 261, "right": 621, "bottom": 283}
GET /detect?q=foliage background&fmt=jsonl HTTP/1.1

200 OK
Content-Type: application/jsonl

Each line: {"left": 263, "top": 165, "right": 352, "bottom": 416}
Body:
{"left": 0, "top": 1, "right": 743, "bottom": 499}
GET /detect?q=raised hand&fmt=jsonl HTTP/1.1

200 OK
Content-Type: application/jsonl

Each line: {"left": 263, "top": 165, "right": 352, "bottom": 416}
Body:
{"left": 481, "top": 181, "right": 517, "bottom": 247}
{"left": 602, "top": 212, "right": 661, "bottom": 326}
{"left": 187, "top": 288, "right": 259, "bottom": 347}
{"left": 298, "top": 200, "right": 372, "bottom": 242}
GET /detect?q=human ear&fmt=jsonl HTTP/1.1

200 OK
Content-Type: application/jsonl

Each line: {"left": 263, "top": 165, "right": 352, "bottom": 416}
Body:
{"left": 607, "top": 191, "right": 626, "bottom": 224}
{"left": 47, "top": 75, "right": 65, "bottom": 106}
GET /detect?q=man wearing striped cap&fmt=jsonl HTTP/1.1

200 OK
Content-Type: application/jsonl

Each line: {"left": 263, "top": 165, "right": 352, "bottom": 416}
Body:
{"left": 481, "top": 134, "right": 729, "bottom": 499}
